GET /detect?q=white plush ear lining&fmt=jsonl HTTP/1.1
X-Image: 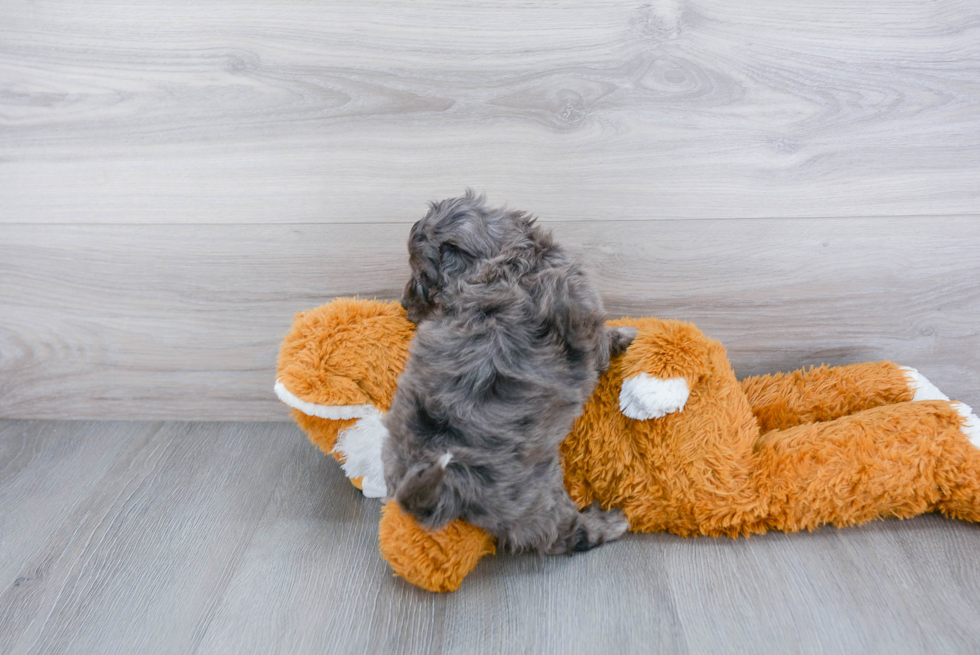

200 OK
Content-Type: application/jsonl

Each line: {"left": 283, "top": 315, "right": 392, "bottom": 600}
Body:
{"left": 620, "top": 374, "right": 690, "bottom": 420}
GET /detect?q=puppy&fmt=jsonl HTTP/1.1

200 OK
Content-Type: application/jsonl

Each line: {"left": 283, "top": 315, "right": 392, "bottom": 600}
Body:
{"left": 383, "top": 192, "right": 635, "bottom": 554}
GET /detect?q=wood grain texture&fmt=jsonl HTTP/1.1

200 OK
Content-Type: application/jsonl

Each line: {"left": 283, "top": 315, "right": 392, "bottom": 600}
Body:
{"left": 1, "top": 217, "right": 978, "bottom": 420}
{"left": 2, "top": 420, "right": 980, "bottom": 654}
{"left": 1, "top": 0, "right": 978, "bottom": 224}
{"left": 0, "top": 420, "right": 295, "bottom": 655}
{"left": 0, "top": 421, "right": 161, "bottom": 589}
{"left": 194, "top": 425, "right": 447, "bottom": 655}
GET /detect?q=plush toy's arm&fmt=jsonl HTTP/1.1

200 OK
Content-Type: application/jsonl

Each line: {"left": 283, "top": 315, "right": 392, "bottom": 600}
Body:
{"left": 614, "top": 319, "right": 714, "bottom": 420}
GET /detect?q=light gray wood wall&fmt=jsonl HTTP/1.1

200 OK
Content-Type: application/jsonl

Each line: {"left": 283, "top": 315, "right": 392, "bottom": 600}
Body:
{"left": 1, "top": 0, "right": 978, "bottom": 420}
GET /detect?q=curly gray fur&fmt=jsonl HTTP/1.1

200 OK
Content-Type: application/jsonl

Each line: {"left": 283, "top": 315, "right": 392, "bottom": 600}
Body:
{"left": 382, "top": 191, "right": 634, "bottom": 554}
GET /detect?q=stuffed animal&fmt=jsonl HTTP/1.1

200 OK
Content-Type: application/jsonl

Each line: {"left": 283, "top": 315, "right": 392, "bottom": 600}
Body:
{"left": 276, "top": 298, "right": 980, "bottom": 593}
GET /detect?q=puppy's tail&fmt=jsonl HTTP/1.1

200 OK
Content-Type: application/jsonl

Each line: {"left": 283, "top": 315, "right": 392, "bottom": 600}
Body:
{"left": 394, "top": 452, "right": 453, "bottom": 521}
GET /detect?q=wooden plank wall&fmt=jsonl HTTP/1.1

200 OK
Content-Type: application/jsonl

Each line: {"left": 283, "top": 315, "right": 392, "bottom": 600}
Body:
{"left": 1, "top": 0, "right": 978, "bottom": 420}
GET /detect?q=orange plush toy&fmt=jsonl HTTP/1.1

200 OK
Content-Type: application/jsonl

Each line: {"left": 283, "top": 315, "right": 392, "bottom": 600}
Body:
{"left": 276, "top": 298, "right": 980, "bottom": 593}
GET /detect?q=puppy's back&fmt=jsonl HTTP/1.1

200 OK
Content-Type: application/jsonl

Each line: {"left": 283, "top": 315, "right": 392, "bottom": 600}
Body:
{"left": 385, "top": 198, "right": 629, "bottom": 554}
{"left": 385, "top": 235, "right": 607, "bottom": 528}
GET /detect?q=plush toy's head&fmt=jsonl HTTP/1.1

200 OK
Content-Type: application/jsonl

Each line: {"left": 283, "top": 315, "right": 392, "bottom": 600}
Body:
{"left": 275, "top": 298, "right": 415, "bottom": 497}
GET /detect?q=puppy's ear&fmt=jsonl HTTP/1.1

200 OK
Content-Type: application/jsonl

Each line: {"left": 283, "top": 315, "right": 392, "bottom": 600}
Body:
{"left": 403, "top": 239, "right": 442, "bottom": 322}
{"left": 437, "top": 240, "right": 474, "bottom": 280}
{"left": 394, "top": 458, "right": 448, "bottom": 521}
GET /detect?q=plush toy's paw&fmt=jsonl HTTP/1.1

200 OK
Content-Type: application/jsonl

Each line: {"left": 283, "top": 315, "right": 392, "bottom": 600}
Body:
{"left": 900, "top": 366, "right": 950, "bottom": 401}
{"left": 379, "top": 500, "right": 496, "bottom": 593}
{"left": 619, "top": 373, "right": 689, "bottom": 420}
{"left": 893, "top": 367, "right": 979, "bottom": 447}
{"left": 275, "top": 377, "right": 390, "bottom": 498}
{"left": 952, "top": 402, "right": 980, "bottom": 448}
{"left": 333, "top": 409, "right": 389, "bottom": 498}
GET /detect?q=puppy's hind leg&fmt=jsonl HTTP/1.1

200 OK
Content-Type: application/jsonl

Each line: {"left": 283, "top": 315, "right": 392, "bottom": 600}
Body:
{"left": 548, "top": 502, "right": 630, "bottom": 555}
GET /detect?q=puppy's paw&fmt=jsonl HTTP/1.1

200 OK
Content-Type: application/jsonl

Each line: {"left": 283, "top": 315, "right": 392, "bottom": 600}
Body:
{"left": 608, "top": 326, "right": 638, "bottom": 356}
{"left": 553, "top": 504, "right": 629, "bottom": 555}
{"left": 619, "top": 373, "right": 689, "bottom": 420}
{"left": 573, "top": 505, "right": 629, "bottom": 553}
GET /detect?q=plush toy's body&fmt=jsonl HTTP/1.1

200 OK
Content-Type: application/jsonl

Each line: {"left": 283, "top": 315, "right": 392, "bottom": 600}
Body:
{"left": 276, "top": 298, "right": 980, "bottom": 592}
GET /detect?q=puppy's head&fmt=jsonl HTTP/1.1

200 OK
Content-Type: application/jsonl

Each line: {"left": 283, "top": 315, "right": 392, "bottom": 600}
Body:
{"left": 401, "top": 190, "right": 532, "bottom": 323}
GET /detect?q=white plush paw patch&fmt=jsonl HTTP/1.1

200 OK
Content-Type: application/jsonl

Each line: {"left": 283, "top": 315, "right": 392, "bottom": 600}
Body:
{"left": 900, "top": 366, "right": 950, "bottom": 402}
{"left": 333, "top": 409, "right": 389, "bottom": 498}
{"left": 952, "top": 402, "right": 980, "bottom": 449}
{"left": 620, "top": 374, "right": 689, "bottom": 420}
{"left": 273, "top": 379, "right": 389, "bottom": 499}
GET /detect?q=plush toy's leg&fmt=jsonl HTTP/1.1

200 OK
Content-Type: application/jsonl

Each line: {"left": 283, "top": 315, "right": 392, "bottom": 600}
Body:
{"left": 741, "top": 362, "right": 920, "bottom": 433}
{"left": 754, "top": 400, "right": 980, "bottom": 531}
{"left": 936, "top": 403, "right": 980, "bottom": 521}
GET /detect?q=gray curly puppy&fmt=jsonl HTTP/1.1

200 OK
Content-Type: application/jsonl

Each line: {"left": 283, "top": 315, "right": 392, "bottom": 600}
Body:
{"left": 382, "top": 191, "right": 635, "bottom": 555}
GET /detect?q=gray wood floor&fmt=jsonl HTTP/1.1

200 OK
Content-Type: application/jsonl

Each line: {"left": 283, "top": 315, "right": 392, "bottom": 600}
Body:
{"left": 2, "top": 419, "right": 980, "bottom": 655}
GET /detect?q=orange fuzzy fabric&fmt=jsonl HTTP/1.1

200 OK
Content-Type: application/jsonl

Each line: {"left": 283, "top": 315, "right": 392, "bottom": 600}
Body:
{"left": 741, "top": 362, "right": 915, "bottom": 434}
{"left": 379, "top": 501, "right": 496, "bottom": 592}
{"left": 277, "top": 299, "right": 979, "bottom": 592}
{"left": 277, "top": 298, "right": 415, "bottom": 415}
{"left": 277, "top": 299, "right": 415, "bottom": 492}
